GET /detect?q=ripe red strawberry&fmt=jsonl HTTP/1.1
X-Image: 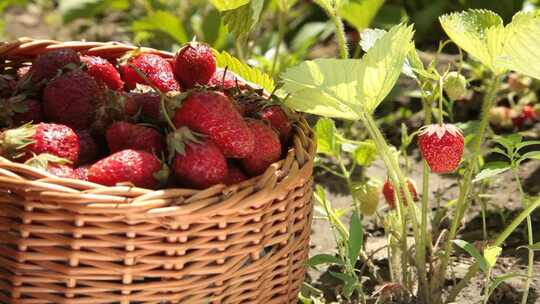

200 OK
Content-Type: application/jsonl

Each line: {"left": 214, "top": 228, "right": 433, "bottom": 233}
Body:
{"left": 0, "top": 123, "right": 79, "bottom": 163}
{"left": 207, "top": 68, "right": 237, "bottom": 90}
{"left": 75, "top": 130, "right": 99, "bottom": 166}
{"left": 106, "top": 122, "right": 163, "bottom": 154}
{"left": 81, "top": 55, "right": 124, "bottom": 90}
{"left": 169, "top": 128, "right": 227, "bottom": 189}
{"left": 173, "top": 90, "right": 254, "bottom": 158}
{"left": 12, "top": 99, "right": 43, "bottom": 125}
{"left": 30, "top": 49, "right": 81, "bottom": 83}
{"left": 521, "top": 105, "right": 537, "bottom": 122}
{"left": 418, "top": 124, "right": 464, "bottom": 173}
{"left": 127, "top": 92, "right": 163, "bottom": 121}
{"left": 87, "top": 149, "right": 166, "bottom": 189}
{"left": 174, "top": 42, "right": 216, "bottom": 88}
{"left": 73, "top": 165, "right": 90, "bottom": 181}
{"left": 120, "top": 53, "right": 180, "bottom": 92}
{"left": 43, "top": 69, "right": 104, "bottom": 130}
{"left": 382, "top": 179, "right": 418, "bottom": 209}
{"left": 260, "top": 105, "right": 292, "bottom": 143}
{"left": 224, "top": 163, "right": 248, "bottom": 185}
{"left": 241, "top": 120, "right": 281, "bottom": 176}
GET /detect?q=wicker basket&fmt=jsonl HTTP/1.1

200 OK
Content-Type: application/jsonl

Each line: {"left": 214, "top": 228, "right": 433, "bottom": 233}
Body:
{"left": 0, "top": 38, "right": 316, "bottom": 304}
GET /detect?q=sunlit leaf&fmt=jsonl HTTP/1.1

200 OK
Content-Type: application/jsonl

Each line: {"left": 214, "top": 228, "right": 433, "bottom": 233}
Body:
{"left": 281, "top": 24, "right": 413, "bottom": 118}
{"left": 439, "top": 10, "right": 505, "bottom": 74}
{"left": 314, "top": 118, "right": 339, "bottom": 157}
{"left": 353, "top": 140, "right": 377, "bottom": 166}
{"left": 210, "top": 0, "right": 249, "bottom": 11}
{"left": 339, "top": 0, "right": 384, "bottom": 33}
{"left": 453, "top": 239, "right": 490, "bottom": 273}
{"left": 213, "top": 50, "right": 275, "bottom": 92}
{"left": 473, "top": 161, "right": 511, "bottom": 183}
{"left": 222, "top": 0, "right": 264, "bottom": 41}
{"left": 520, "top": 151, "right": 540, "bottom": 161}
{"left": 484, "top": 245, "right": 502, "bottom": 268}
{"left": 501, "top": 11, "right": 540, "bottom": 80}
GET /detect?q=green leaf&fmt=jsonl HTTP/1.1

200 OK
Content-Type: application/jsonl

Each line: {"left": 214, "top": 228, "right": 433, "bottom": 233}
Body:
{"left": 353, "top": 140, "right": 377, "bottom": 166}
{"left": 339, "top": 0, "right": 384, "bottom": 33}
{"left": 210, "top": 0, "right": 249, "bottom": 11}
{"left": 453, "top": 239, "right": 490, "bottom": 273}
{"left": 439, "top": 9, "right": 506, "bottom": 74}
{"left": 484, "top": 245, "right": 502, "bottom": 268}
{"left": 519, "top": 242, "right": 540, "bottom": 251}
{"left": 281, "top": 24, "right": 413, "bottom": 118}
{"left": 347, "top": 211, "right": 363, "bottom": 268}
{"left": 307, "top": 254, "right": 343, "bottom": 267}
{"left": 314, "top": 118, "right": 339, "bottom": 157}
{"left": 132, "top": 10, "right": 188, "bottom": 44}
{"left": 213, "top": 50, "right": 275, "bottom": 92}
{"left": 278, "top": 0, "right": 298, "bottom": 11}
{"left": 501, "top": 12, "right": 540, "bottom": 80}
{"left": 473, "top": 161, "right": 511, "bottom": 183}
{"left": 202, "top": 9, "right": 228, "bottom": 50}
{"left": 516, "top": 140, "right": 540, "bottom": 152}
{"left": 59, "top": 0, "right": 128, "bottom": 23}
{"left": 487, "top": 273, "right": 528, "bottom": 298}
{"left": 222, "top": 0, "right": 264, "bottom": 41}
{"left": 329, "top": 271, "right": 357, "bottom": 297}
{"left": 520, "top": 151, "right": 540, "bottom": 161}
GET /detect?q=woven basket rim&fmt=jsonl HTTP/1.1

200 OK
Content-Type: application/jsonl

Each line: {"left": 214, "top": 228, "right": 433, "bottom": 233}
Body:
{"left": 0, "top": 38, "right": 316, "bottom": 219}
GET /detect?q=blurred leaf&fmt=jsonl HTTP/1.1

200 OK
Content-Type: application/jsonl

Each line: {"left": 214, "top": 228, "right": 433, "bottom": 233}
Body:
{"left": 519, "top": 242, "right": 540, "bottom": 251}
{"left": 307, "top": 254, "right": 343, "bottom": 267}
{"left": 348, "top": 211, "right": 363, "bottom": 268}
{"left": 132, "top": 10, "right": 188, "bottom": 44}
{"left": 314, "top": 118, "right": 339, "bottom": 157}
{"left": 60, "top": 0, "right": 128, "bottom": 23}
{"left": 487, "top": 273, "right": 528, "bottom": 298}
{"left": 353, "top": 140, "right": 377, "bottom": 166}
{"left": 339, "top": 0, "right": 384, "bottom": 32}
{"left": 453, "top": 239, "right": 490, "bottom": 273}
{"left": 278, "top": 0, "right": 298, "bottom": 11}
{"left": 291, "top": 22, "right": 330, "bottom": 52}
{"left": 281, "top": 24, "right": 413, "bottom": 118}
{"left": 222, "top": 0, "right": 264, "bottom": 41}
{"left": 210, "top": 0, "right": 249, "bottom": 11}
{"left": 203, "top": 9, "right": 228, "bottom": 49}
{"left": 329, "top": 271, "right": 357, "bottom": 297}
{"left": 473, "top": 161, "right": 511, "bottom": 183}
{"left": 515, "top": 140, "right": 540, "bottom": 151}
{"left": 412, "top": 0, "right": 447, "bottom": 36}
{"left": 520, "top": 151, "right": 540, "bottom": 161}
{"left": 213, "top": 50, "right": 275, "bottom": 91}
{"left": 440, "top": 9, "right": 506, "bottom": 74}
{"left": 484, "top": 245, "right": 502, "bottom": 268}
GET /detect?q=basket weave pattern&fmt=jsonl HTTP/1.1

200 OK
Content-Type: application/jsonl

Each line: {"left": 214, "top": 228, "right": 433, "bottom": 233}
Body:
{"left": 0, "top": 39, "right": 316, "bottom": 304}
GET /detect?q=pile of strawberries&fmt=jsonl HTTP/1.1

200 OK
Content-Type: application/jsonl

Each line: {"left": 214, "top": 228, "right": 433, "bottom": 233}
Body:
{"left": 0, "top": 42, "right": 295, "bottom": 189}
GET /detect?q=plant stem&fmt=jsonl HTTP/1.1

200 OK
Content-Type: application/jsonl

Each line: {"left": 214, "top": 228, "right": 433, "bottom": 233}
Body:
{"left": 330, "top": 13, "right": 349, "bottom": 59}
{"left": 362, "top": 113, "right": 429, "bottom": 301}
{"left": 270, "top": 10, "right": 286, "bottom": 77}
{"left": 419, "top": 97, "right": 433, "bottom": 303}
{"left": 447, "top": 196, "right": 540, "bottom": 303}
{"left": 513, "top": 169, "right": 534, "bottom": 304}
{"left": 435, "top": 74, "right": 502, "bottom": 296}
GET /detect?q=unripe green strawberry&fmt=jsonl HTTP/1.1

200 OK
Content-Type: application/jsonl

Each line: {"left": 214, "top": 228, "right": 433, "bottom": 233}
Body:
{"left": 443, "top": 71, "right": 467, "bottom": 100}
{"left": 352, "top": 179, "right": 381, "bottom": 216}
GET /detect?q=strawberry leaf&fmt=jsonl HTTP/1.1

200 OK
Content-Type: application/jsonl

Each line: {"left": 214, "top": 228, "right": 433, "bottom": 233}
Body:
{"left": 439, "top": 10, "right": 505, "bottom": 74}
{"left": 132, "top": 10, "right": 188, "bottom": 44}
{"left": 210, "top": 0, "right": 249, "bottom": 11}
{"left": 213, "top": 49, "right": 275, "bottom": 92}
{"left": 339, "top": 0, "right": 384, "bottom": 33}
{"left": 221, "top": 0, "right": 264, "bottom": 42}
{"left": 281, "top": 24, "right": 413, "bottom": 118}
